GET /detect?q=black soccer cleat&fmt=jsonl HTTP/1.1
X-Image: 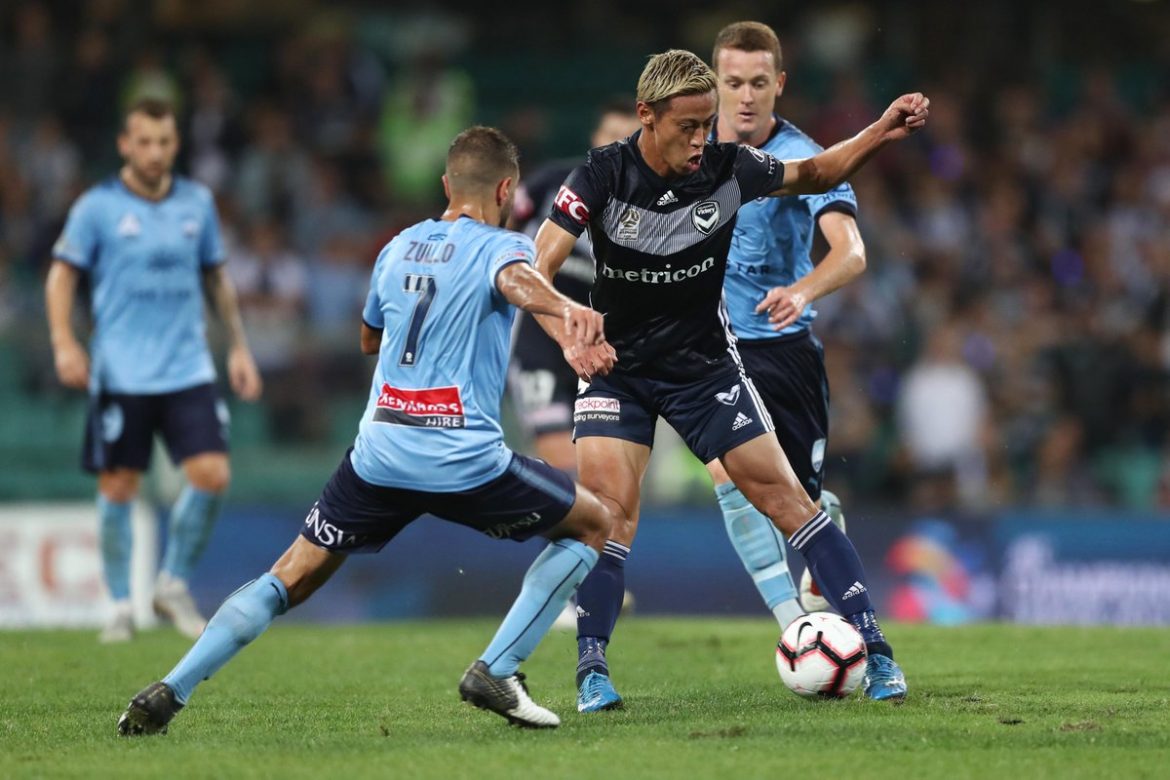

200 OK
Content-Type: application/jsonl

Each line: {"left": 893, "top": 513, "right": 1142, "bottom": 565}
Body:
{"left": 458, "top": 660, "right": 560, "bottom": 728}
{"left": 117, "top": 681, "right": 183, "bottom": 736}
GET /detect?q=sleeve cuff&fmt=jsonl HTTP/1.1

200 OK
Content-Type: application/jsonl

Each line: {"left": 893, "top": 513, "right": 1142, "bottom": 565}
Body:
{"left": 813, "top": 201, "right": 858, "bottom": 221}
{"left": 52, "top": 254, "right": 88, "bottom": 270}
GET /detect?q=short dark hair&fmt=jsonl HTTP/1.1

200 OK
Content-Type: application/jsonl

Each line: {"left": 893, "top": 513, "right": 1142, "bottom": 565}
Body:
{"left": 712, "top": 21, "right": 784, "bottom": 73}
{"left": 597, "top": 96, "right": 637, "bottom": 120}
{"left": 123, "top": 97, "right": 176, "bottom": 130}
{"left": 446, "top": 126, "right": 519, "bottom": 191}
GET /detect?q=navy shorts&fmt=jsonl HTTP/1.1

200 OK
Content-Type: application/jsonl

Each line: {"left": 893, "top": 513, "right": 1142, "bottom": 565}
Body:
{"left": 508, "top": 316, "right": 579, "bottom": 436}
{"left": 300, "top": 449, "right": 578, "bottom": 553}
{"left": 572, "top": 363, "right": 774, "bottom": 465}
{"left": 738, "top": 331, "right": 829, "bottom": 500}
{"left": 82, "top": 383, "right": 229, "bottom": 474}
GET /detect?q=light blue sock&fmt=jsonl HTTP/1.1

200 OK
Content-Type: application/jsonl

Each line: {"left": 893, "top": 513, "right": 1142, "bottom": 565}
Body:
{"left": 481, "top": 539, "right": 599, "bottom": 678}
{"left": 163, "top": 573, "right": 289, "bottom": 704}
{"left": 161, "top": 486, "right": 222, "bottom": 582}
{"left": 97, "top": 494, "right": 132, "bottom": 600}
{"left": 715, "top": 482, "right": 804, "bottom": 629}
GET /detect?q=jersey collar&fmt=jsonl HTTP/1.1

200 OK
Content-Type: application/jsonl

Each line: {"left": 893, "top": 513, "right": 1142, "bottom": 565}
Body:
{"left": 115, "top": 173, "right": 177, "bottom": 204}
{"left": 709, "top": 113, "right": 784, "bottom": 148}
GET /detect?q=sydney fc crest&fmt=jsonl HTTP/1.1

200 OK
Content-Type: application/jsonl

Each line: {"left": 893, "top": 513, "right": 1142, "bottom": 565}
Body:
{"left": 691, "top": 200, "right": 719, "bottom": 235}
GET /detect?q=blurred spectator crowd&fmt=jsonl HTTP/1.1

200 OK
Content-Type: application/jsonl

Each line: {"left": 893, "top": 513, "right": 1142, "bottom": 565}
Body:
{"left": 2, "top": 0, "right": 1170, "bottom": 511}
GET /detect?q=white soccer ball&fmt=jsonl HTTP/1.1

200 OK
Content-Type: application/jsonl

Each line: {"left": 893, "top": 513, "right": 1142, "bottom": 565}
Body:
{"left": 775, "top": 612, "right": 867, "bottom": 698}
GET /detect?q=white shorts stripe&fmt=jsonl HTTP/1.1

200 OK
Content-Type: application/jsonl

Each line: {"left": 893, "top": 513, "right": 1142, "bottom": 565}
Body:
{"left": 718, "top": 296, "right": 746, "bottom": 373}
{"left": 743, "top": 376, "right": 775, "bottom": 432}
{"left": 719, "top": 296, "right": 774, "bottom": 433}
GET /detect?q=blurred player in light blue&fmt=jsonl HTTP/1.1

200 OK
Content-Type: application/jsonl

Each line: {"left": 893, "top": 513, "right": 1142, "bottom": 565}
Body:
{"left": 117, "top": 126, "right": 616, "bottom": 735}
{"left": 708, "top": 22, "right": 904, "bottom": 699}
{"left": 45, "top": 98, "right": 262, "bottom": 643}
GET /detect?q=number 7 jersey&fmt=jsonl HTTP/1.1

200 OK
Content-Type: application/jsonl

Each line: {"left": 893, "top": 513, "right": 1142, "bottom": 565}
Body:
{"left": 351, "top": 216, "right": 536, "bottom": 491}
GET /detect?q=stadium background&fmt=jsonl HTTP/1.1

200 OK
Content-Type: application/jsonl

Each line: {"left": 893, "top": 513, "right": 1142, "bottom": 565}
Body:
{"left": 1, "top": 0, "right": 1168, "bottom": 628}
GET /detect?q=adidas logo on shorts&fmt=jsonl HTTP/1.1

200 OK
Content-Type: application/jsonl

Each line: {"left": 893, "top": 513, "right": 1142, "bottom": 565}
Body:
{"left": 732, "top": 412, "right": 752, "bottom": 431}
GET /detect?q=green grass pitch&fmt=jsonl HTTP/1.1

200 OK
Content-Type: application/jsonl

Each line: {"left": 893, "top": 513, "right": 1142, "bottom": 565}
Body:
{"left": 2, "top": 619, "right": 1168, "bottom": 779}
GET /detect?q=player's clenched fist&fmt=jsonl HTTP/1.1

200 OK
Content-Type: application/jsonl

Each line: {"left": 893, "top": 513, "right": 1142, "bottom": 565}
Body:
{"left": 53, "top": 340, "right": 90, "bottom": 389}
{"left": 880, "top": 93, "right": 930, "bottom": 142}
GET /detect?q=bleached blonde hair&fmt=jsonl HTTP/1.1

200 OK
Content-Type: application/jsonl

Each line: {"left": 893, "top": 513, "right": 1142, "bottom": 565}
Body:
{"left": 636, "top": 49, "right": 717, "bottom": 113}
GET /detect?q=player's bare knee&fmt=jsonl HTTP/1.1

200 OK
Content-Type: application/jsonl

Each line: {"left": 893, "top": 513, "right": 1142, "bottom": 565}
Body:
{"left": 565, "top": 489, "right": 613, "bottom": 552}
{"left": 588, "top": 506, "right": 616, "bottom": 550}
{"left": 582, "top": 488, "right": 637, "bottom": 546}
{"left": 98, "top": 470, "right": 139, "bottom": 503}
{"left": 610, "top": 509, "right": 638, "bottom": 545}
{"left": 187, "top": 457, "right": 231, "bottom": 494}
{"left": 99, "top": 484, "right": 136, "bottom": 503}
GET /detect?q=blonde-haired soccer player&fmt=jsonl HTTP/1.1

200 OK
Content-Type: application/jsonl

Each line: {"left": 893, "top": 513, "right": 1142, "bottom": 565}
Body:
{"left": 532, "top": 48, "right": 926, "bottom": 710}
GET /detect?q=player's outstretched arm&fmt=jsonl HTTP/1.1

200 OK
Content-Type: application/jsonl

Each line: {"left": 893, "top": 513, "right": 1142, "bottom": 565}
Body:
{"left": 770, "top": 93, "right": 929, "bottom": 197}
{"left": 202, "top": 266, "right": 263, "bottom": 401}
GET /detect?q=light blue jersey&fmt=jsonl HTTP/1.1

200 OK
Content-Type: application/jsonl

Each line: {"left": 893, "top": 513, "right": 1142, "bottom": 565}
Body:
{"left": 722, "top": 118, "right": 858, "bottom": 341}
{"left": 53, "top": 176, "right": 225, "bottom": 394}
{"left": 351, "top": 216, "right": 535, "bottom": 491}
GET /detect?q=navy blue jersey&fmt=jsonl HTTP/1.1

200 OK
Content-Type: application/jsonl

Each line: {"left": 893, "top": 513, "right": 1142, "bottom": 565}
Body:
{"left": 548, "top": 132, "right": 785, "bottom": 380}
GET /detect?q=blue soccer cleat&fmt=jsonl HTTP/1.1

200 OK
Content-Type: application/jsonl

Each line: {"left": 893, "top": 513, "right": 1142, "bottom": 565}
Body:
{"left": 863, "top": 654, "right": 907, "bottom": 701}
{"left": 577, "top": 670, "right": 624, "bottom": 713}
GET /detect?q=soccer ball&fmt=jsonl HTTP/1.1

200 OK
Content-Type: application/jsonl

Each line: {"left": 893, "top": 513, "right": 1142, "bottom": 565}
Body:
{"left": 775, "top": 612, "right": 867, "bottom": 698}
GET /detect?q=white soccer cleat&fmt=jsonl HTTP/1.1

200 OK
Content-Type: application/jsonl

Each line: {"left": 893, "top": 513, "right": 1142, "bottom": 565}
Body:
{"left": 100, "top": 600, "right": 134, "bottom": 643}
{"left": 152, "top": 575, "right": 208, "bottom": 639}
{"left": 800, "top": 491, "right": 847, "bottom": 613}
{"left": 459, "top": 661, "right": 561, "bottom": 728}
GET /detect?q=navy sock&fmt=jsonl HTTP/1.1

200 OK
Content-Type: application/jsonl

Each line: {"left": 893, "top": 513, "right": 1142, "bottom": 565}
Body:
{"left": 575, "top": 540, "right": 628, "bottom": 684}
{"left": 576, "top": 637, "right": 608, "bottom": 686}
{"left": 791, "top": 511, "right": 893, "bottom": 659}
{"left": 848, "top": 607, "right": 893, "bottom": 659}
